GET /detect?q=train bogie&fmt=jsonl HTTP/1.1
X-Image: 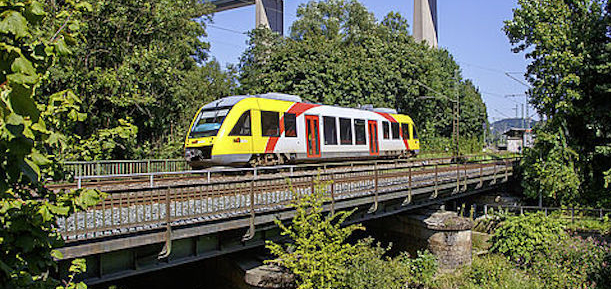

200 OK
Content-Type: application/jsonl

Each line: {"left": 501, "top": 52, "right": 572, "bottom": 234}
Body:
{"left": 184, "top": 94, "right": 420, "bottom": 168}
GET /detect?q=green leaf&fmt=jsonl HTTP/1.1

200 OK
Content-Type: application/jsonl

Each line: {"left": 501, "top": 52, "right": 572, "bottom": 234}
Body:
{"left": 6, "top": 113, "right": 24, "bottom": 126}
{"left": 55, "top": 38, "right": 71, "bottom": 56}
{"left": 11, "top": 57, "right": 36, "bottom": 76}
{"left": 38, "top": 205, "right": 52, "bottom": 222}
{"left": 0, "top": 10, "right": 29, "bottom": 38}
{"left": 50, "top": 250, "right": 64, "bottom": 260}
{"left": 6, "top": 72, "right": 38, "bottom": 85}
{"left": 18, "top": 158, "right": 40, "bottom": 183}
{"left": 48, "top": 204, "right": 70, "bottom": 216}
{"left": 75, "top": 2, "right": 93, "bottom": 12}
{"left": 31, "top": 150, "right": 51, "bottom": 166}
{"left": 7, "top": 83, "right": 39, "bottom": 119}
{"left": 25, "top": 1, "right": 46, "bottom": 22}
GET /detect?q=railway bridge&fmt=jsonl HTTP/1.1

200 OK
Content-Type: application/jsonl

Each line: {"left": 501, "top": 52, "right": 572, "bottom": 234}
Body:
{"left": 54, "top": 155, "right": 518, "bottom": 285}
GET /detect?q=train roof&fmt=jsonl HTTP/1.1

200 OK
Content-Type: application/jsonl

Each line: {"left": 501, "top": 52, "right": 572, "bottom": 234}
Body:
{"left": 203, "top": 94, "right": 406, "bottom": 118}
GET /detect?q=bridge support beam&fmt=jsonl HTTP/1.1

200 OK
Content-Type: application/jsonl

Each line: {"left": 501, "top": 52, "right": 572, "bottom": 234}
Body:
{"left": 255, "top": 0, "right": 283, "bottom": 35}
{"left": 370, "top": 207, "right": 473, "bottom": 271}
{"left": 413, "top": 0, "right": 438, "bottom": 48}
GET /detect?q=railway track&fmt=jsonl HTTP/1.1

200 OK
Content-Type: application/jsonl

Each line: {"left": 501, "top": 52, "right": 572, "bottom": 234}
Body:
{"left": 56, "top": 156, "right": 517, "bottom": 242}
{"left": 48, "top": 155, "right": 502, "bottom": 192}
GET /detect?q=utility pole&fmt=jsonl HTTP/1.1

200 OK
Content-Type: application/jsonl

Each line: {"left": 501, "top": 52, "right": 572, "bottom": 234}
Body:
{"left": 526, "top": 102, "right": 530, "bottom": 129}
{"left": 521, "top": 104, "right": 525, "bottom": 129}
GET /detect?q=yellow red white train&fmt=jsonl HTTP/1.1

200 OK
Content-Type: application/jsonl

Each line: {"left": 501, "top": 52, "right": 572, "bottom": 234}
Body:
{"left": 184, "top": 93, "right": 420, "bottom": 168}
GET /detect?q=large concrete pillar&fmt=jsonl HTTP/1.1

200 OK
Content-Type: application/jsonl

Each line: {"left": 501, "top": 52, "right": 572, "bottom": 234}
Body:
{"left": 369, "top": 209, "right": 473, "bottom": 271}
{"left": 255, "top": 0, "right": 284, "bottom": 35}
{"left": 413, "top": 0, "right": 438, "bottom": 48}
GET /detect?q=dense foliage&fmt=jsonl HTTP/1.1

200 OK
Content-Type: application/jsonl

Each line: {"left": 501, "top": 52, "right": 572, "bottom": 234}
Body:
{"left": 490, "top": 212, "right": 566, "bottom": 265}
{"left": 265, "top": 181, "right": 438, "bottom": 289}
{"left": 41, "top": 0, "right": 237, "bottom": 160}
{"left": 505, "top": 0, "right": 611, "bottom": 206}
{"left": 345, "top": 244, "right": 437, "bottom": 289}
{"left": 266, "top": 180, "right": 365, "bottom": 289}
{"left": 239, "top": 0, "right": 488, "bottom": 152}
{"left": 0, "top": 0, "right": 103, "bottom": 287}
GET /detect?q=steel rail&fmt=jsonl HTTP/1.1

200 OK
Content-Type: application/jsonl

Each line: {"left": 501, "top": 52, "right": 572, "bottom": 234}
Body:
{"left": 51, "top": 154, "right": 511, "bottom": 190}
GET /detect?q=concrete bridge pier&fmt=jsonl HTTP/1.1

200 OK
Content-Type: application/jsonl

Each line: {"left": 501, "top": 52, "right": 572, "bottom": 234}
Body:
{"left": 368, "top": 206, "right": 473, "bottom": 271}
{"left": 255, "top": 0, "right": 283, "bottom": 34}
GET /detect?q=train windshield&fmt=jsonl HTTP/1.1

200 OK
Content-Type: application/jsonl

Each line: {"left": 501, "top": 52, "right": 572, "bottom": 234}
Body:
{"left": 189, "top": 108, "right": 230, "bottom": 138}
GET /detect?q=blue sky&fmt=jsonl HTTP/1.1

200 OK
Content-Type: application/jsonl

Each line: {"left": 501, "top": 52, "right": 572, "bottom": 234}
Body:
{"left": 204, "top": 0, "right": 534, "bottom": 123}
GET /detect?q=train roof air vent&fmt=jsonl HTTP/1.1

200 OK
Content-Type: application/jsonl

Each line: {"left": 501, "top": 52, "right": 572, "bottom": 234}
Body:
{"left": 373, "top": 107, "right": 398, "bottom": 114}
{"left": 358, "top": 104, "right": 398, "bottom": 114}
{"left": 257, "top": 93, "right": 303, "bottom": 103}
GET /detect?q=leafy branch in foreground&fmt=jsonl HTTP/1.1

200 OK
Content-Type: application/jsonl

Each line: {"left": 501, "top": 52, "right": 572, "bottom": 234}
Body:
{"left": 1, "top": 1, "right": 103, "bottom": 287}
{"left": 265, "top": 179, "right": 364, "bottom": 289}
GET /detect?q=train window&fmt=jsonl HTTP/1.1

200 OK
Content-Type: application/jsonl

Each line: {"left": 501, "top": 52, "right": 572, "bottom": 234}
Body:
{"left": 339, "top": 118, "right": 352, "bottom": 145}
{"left": 284, "top": 113, "right": 297, "bottom": 137}
{"left": 228, "top": 110, "right": 251, "bottom": 136}
{"left": 412, "top": 125, "right": 419, "bottom": 139}
{"left": 354, "top": 119, "right": 366, "bottom": 145}
{"left": 261, "top": 111, "right": 280, "bottom": 137}
{"left": 382, "top": 121, "right": 390, "bottom": 139}
{"left": 323, "top": 116, "right": 338, "bottom": 145}
{"left": 401, "top": 123, "right": 410, "bottom": 139}
{"left": 190, "top": 108, "right": 230, "bottom": 138}
{"left": 391, "top": 123, "right": 400, "bottom": 139}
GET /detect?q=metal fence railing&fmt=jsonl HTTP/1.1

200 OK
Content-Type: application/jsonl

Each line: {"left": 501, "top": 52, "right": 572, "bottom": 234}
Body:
{"left": 481, "top": 205, "right": 611, "bottom": 222}
{"left": 63, "top": 159, "right": 189, "bottom": 178}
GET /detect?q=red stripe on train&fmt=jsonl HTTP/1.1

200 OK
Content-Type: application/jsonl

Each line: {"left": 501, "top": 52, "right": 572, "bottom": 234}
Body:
{"left": 264, "top": 103, "right": 320, "bottom": 153}
{"left": 374, "top": 112, "right": 409, "bottom": 150}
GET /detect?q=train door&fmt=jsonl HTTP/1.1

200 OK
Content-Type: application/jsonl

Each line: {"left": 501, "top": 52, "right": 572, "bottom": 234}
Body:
{"left": 305, "top": 115, "right": 321, "bottom": 158}
{"left": 368, "top": 120, "right": 379, "bottom": 155}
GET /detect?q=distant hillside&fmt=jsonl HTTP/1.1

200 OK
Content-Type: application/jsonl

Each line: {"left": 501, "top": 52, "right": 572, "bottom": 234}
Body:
{"left": 490, "top": 118, "right": 538, "bottom": 135}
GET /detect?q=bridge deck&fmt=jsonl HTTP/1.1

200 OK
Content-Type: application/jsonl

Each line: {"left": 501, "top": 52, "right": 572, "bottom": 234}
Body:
{"left": 55, "top": 157, "right": 517, "bottom": 284}
{"left": 206, "top": 0, "right": 256, "bottom": 12}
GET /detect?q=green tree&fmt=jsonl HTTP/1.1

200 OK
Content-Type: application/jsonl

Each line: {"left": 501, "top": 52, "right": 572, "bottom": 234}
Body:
{"left": 239, "top": 0, "right": 488, "bottom": 152}
{"left": 505, "top": 0, "right": 611, "bottom": 206}
{"left": 41, "top": 0, "right": 236, "bottom": 159}
{"left": 0, "top": 0, "right": 103, "bottom": 287}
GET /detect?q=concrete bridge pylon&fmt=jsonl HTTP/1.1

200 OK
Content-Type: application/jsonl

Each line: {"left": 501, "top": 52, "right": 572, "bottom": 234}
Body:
{"left": 210, "top": 0, "right": 438, "bottom": 46}
{"left": 413, "top": 0, "right": 438, "bottom": 48}
{"left": 255, "top": 0, "right": 284, "bottom": 34}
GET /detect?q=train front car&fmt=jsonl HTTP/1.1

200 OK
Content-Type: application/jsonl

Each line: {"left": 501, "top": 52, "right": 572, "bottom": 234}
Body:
{"left": 184, "top": 96, "right": 251, "bottom": 168}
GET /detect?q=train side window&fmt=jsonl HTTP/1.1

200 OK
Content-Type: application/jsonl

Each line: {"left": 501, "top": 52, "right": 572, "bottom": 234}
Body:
{"left": 354, "top": 119, "right": 366, "bottom": 145}
{"left": 391, "top": 123, "right": 400, "bottom": 139}
{"left": 401, "top": 123, "right": 410, "bottom": 139}
{"left": 261, "top": 111, "right": 280, "bottom": 137}
{"left": 339, "top": 118, "right": 352, "bottom": 145}
{"left": 413, "top": 125, "right": 419, "bottom": 139}
{"left": 229, "top": 110, "right": 251, "bottom": 136}
{"left": 284, "top": 113, "right": 297, "bottom": 137}
{"left": 382, "top": 121, "right": 390, "bottom": 139}
{"left": 323, "top": 116, "right": 338, "bottom": 145}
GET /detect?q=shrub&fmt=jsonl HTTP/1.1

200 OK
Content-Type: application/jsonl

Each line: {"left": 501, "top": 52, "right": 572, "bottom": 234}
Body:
{"left": 265, "top": 180, "right": 364, "bottom": 289}
{"left": 434, "top": 255, "right": 543, "bottom": 289}
{"left": 528, "top": 235, "right": 610, "bottom": 289}
{"left": 344, "top": 239, "right": 437, "bottom": 289}
{"left": 490, "top": 212, "right": 566, "bottom": 265}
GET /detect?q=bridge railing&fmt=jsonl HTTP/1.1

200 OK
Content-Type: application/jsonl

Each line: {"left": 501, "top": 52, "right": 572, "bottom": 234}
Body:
{"left": 483, "top": 205, "right": 611, "bottom": 223}
{"left": 61, "top": 153, "right": 517, "bottom": 188}
{"left": 62, "top": 159, "right": 189, "bottom": 178}
{"left": 56, "top": 156, "right": 519, "bottom": 242}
